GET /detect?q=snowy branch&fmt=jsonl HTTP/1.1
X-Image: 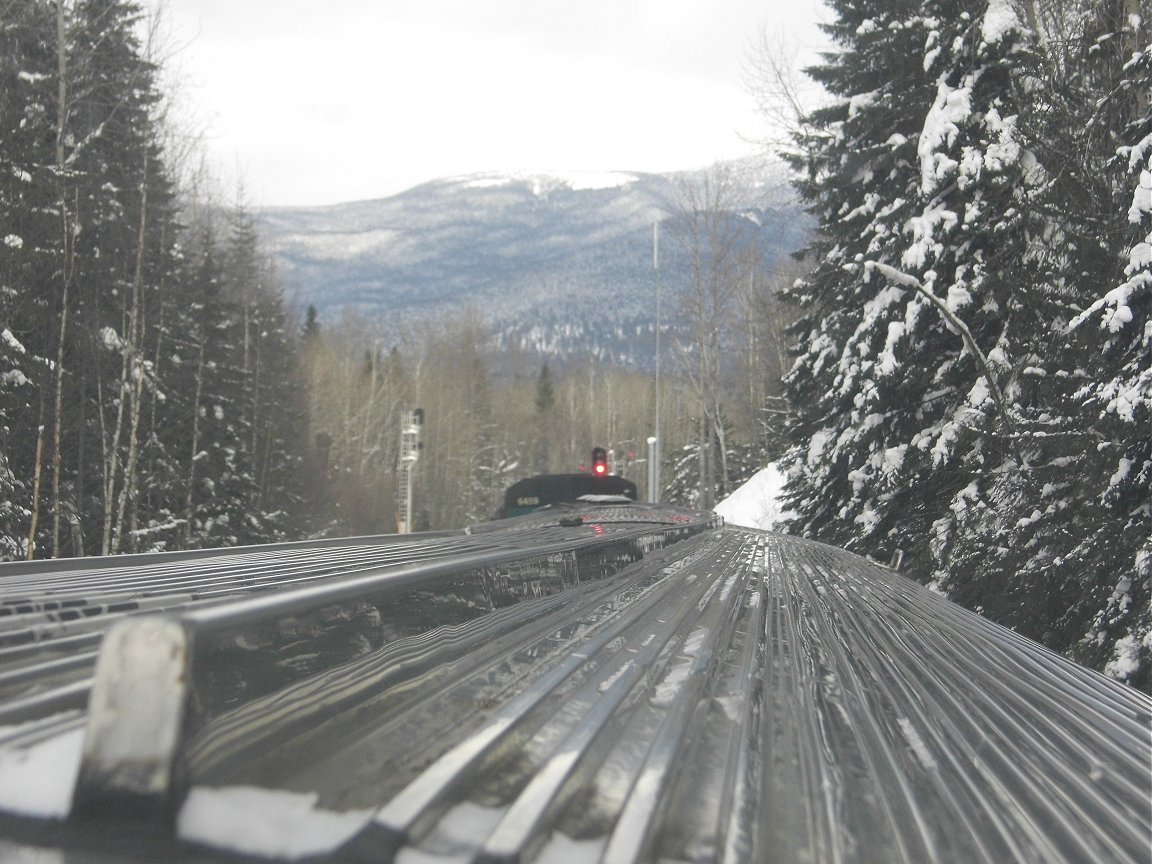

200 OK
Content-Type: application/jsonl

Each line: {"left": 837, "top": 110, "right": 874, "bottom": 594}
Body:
{"left": 864, "top": 261, "right": 1014, "bottom": 429}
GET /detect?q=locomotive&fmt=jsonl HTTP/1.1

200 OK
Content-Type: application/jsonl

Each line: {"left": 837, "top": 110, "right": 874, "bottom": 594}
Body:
{"left": 497, "top": 447, "right": 639, "bottom": 518}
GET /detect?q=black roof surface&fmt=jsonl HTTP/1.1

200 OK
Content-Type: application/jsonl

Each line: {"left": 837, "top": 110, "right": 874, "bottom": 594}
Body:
{"left": 0, "top": 506, "right": 1148, "bottom": 863}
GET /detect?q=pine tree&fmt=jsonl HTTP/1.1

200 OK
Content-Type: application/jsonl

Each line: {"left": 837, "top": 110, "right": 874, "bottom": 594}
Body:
{"left": 1, "top": 1, "right": 316, "bottom": 556}
{"left": 777, "top": 0, "right": 1150, "bottom": 686}
{"left": 534, "top": 361, "right": 555, "bottom": 413}
{"left": 167, "top": 219, "right": 222, "bottom": 547}
{"left": 301, "top": 304, "right": 321, "bottom": 343}
{"left": 0, "top": 0, "right": 57, "bottom": 557}
{"left": 664, "top": 410, "right": 753, "bottom": 509}
{"left": 0, "top": 0, "right": 183, "bottom": 557}
{"left": 229, "top": 221, "right": 308, "bottom": 540}
{"left": 1041, "top": 0, "right": 1149, "bottom": 688}
{"left": 1070, "top": 86, "right": 1151, "bottom": 685}
{"left": 159, "top": 217, "right": 270, "bottom": 548}
{"left": 253, "top": 293, "right": 308, "bottom": 538}
{"left": 937, "top": 6, "right": 1150, "bottom": 686}
{"left": 69, "top": 0, "right": 180, "bottom": 555}
{"left": 780, "top": 0, "right": 1034, "bottom": 571}
{"left": 194, "top": 219, "right": 272, "bottom": 548}
{"left": 531, "top": 361, "right": 555, "bottom": 473}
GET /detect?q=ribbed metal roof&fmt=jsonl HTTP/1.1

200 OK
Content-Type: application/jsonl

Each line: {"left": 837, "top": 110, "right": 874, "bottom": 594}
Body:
{"left": 0, "top": 506, "right": 1148, "bottom": 863}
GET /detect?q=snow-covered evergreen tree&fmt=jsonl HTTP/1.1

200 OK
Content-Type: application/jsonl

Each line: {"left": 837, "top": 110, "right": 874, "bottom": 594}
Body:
{"left": 934, "top": 5, "right": 1150, "bottom": 688}
{"left": 781, "top": 0, "right": 1034, "bottom": 572}
{"left": 1041, "top": 2, "right": 1150, "bottom": 689}
{"left": 0, "top": 1, "right": 316, "bottom": 557}
{"left": 778, "top": 0, "right": 1149, "bottom": 687}
{"left": 179, "top": 216, "right": 277, "bottom": 548}
{"left": 0, "top": 0, "right": 56, "bottom": 557}
{"left": 780, "top": 0, "right": 937, "bottom": 559}
{"left": 67, "top": 0, "right": 182, "bottom": 555}
{"left": 1072, "top": 96, "right": 1151, "bottom": 684}
{"left": 223, "top": 204, "right": 308, "bottom": 540}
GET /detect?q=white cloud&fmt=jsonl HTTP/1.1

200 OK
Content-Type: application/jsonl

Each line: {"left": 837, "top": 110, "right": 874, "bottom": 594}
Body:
{"left": 153, "top": 0, "right": 825, "bottom": 205}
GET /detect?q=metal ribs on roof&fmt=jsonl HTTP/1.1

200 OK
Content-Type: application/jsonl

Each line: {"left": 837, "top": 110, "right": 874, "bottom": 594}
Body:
{"left": 0, "top": 507, "right": 1148, "bottom": 864}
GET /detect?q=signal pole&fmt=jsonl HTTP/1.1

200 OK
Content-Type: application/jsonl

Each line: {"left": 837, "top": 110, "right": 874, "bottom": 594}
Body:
{"left": 649, "top": 221, "right": 662, "bottom": 504}
{"left": 397, "top": 408, "right": 423, "bottom": 533}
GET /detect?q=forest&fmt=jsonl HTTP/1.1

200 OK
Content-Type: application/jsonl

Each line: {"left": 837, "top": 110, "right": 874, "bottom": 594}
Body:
{"left": 0, "top": 0, "right": 1148, "bottom": 689}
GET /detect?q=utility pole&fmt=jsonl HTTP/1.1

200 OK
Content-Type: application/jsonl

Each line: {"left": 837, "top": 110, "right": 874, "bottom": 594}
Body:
{"left": 397, "top": 408, "right": 423, "bottom": 533}
{"left": 649, "top": 221, "right": 662, "bottom": 504}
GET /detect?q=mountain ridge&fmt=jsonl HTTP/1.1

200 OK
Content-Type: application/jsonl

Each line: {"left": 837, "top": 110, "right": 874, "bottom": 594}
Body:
{"left": 257, "top": 164, "right": 808, "bottom": 366}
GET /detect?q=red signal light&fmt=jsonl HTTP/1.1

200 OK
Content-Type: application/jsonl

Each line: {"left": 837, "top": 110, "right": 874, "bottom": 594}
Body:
{"left": 591, "top": 447, "right": 608, "bottom": 476}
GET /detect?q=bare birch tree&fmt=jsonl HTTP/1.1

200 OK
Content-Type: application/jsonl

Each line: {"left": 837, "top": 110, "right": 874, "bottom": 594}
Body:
{"left": 670, "top": 164, "right": 760, "bottom": 508}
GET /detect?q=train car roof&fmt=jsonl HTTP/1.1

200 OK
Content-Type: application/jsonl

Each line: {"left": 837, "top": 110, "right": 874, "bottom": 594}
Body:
{"left": 0, "top": 507, "right": 1147, "bottom": 863}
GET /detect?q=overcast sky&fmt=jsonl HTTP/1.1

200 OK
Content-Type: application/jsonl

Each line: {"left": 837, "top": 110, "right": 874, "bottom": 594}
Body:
{"left": 152, "top": 0, "right": 828, "bottom": 207}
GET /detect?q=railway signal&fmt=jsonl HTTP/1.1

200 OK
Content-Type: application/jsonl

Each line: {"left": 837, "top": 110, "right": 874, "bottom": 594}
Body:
{"left": 398, "top": 408, "right": 424, "bottom": 533}
{"left": 591, "top": 447, "right": 608, "bottom": 476}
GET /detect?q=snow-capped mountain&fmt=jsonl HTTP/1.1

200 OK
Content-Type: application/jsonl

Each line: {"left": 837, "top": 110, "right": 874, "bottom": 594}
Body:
{"left": 258, "top": 165, "right": 807, "bottom": 366}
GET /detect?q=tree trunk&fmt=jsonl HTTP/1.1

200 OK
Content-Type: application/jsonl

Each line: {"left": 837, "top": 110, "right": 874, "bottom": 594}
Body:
{"left": 111, "top": 153, "right": 150, "bottom": 553}
{"left": 182, "top": 336, "right": 207, "bottom": 548}
{"left": 25, "top": 395, "right": 47, "bottom": 559}
{"left": 50, "top": 290, "right": 68, "bottom": 558}
{"left": 45, "top": 0, "right": 72, "bottom": 559}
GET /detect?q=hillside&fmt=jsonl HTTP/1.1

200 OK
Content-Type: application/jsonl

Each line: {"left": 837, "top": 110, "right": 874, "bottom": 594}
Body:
{"left": 258, "top": 167, "right": 808, "bottom": 367}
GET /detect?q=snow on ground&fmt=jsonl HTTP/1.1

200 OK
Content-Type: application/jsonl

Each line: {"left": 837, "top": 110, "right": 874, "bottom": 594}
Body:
{"left": 0, "top": 726, "right": 85, "bottom": 818}
{"left": 177, "top": 786, "right": 372, "bottom": 860}
{"left": 714, "top": 463, "right": 791, "bottom": 530}
{"left": 462, "top": 170, "right": 638, "bottom": 193}
{"left": 535, "top": 831, "right": 606, "bottom": 864}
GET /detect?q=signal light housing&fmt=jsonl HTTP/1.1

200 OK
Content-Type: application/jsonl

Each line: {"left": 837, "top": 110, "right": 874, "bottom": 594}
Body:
{"left": 591, "top": 447, "right": 608, "bottom": 476}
